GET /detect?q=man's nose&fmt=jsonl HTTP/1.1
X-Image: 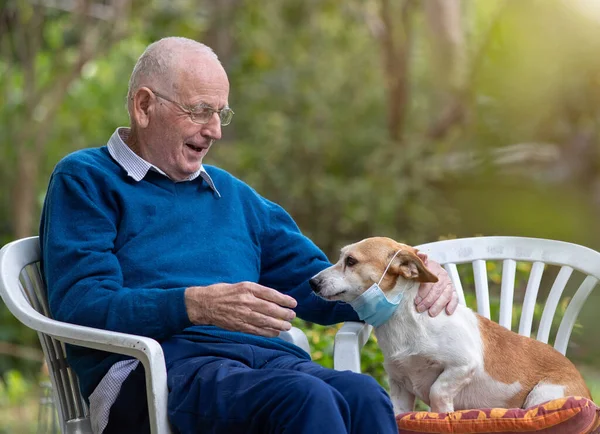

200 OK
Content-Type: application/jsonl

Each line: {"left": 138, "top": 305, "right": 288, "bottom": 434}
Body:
{"left": 309, "top": 278, "right": 320, "bottom": 293}
{"left": 202, "top": 113, "right": 222, "bottom": 141}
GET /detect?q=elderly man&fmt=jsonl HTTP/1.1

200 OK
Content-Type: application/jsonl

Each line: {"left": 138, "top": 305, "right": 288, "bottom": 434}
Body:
{"left": 40, "top": 37, "right": 457, "bottom": 434}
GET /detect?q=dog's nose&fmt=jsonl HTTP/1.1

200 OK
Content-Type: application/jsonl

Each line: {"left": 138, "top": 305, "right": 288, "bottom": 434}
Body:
{"left": 309, "top": 278, "right": 320, "bottom": 293}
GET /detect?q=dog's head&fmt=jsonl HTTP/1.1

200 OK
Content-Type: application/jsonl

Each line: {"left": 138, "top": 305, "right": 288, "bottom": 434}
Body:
{"left": 310, "top": 237, "right": 438, "bottom": 302}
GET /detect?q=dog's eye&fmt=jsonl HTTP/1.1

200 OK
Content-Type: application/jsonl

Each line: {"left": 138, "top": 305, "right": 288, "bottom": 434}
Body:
{"left": 345, "top": 256, "right": 358, "bottom": 267}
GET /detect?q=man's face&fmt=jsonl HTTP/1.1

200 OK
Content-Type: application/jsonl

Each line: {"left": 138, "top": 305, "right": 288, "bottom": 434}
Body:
{"left": 139, "top": 52, "right": 230, "bottom": 181}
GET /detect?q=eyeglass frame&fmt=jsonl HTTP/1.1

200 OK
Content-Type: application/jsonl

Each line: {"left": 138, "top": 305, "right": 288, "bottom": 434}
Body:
{"left": 149, "top": 89, "right": 234, "bottom": 126}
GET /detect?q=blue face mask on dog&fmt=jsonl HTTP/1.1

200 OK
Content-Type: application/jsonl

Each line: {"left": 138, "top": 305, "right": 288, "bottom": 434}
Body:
{"left": 348, "top": 250, "right": 408, "bottom": 327}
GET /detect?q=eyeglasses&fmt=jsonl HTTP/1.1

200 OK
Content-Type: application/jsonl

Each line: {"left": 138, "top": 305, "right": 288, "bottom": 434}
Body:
{"left": 151, "top": 90, "right": 234, "bottom": 126}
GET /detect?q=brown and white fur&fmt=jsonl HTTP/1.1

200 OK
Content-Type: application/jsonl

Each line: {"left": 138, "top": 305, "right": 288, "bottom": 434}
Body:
{"left": 310, "top": 237, "right": 591, "bottom": 414}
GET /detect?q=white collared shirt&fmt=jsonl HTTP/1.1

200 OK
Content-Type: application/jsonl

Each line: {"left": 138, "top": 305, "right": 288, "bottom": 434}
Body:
{"left": 89, "top": 128, "right": 219, "bottom": 433}
{"left": 106, "top": 127, "right": 220, "bottom": 196}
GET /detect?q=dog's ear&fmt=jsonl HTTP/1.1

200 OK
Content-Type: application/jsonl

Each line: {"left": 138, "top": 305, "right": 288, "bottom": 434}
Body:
{"left": 392, "top": 250, "right": 438, "bottom": 283}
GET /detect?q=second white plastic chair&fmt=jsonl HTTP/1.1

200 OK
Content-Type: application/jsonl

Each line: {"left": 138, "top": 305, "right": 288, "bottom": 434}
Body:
{"left": 333, "top": 236, "right": 600, "bottom": 372}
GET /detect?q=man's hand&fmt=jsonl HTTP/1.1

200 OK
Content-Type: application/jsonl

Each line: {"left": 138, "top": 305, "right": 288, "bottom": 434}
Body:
{"left": 184, "top": 282, "right": 297, "bottom": 337}
{"left": 415, "top": 253, "right": 458, "bottom": 316}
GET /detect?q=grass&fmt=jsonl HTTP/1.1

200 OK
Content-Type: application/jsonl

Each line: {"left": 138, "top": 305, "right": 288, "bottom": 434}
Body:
{"left": 0, "top": 371, "right": 53, "bottom": 434}
{"left": 0, "top": 388, "right": 41, "bottom": 434}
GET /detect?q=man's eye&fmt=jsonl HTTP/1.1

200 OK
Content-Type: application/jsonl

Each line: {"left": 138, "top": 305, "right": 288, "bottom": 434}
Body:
{"left": 345, "top": 256, "right": 358, "bottom": 267}
{"left": 198, "top": 107, "right": 214, "bottom": 115}
{"left": 192, "top": 107, "right": 216, "bottom": 122}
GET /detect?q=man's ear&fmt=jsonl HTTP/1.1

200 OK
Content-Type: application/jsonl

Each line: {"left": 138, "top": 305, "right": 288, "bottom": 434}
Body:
{"left": 131, "top": 87, "right": 153, "bottom": 128}
{"left": 393, "top": 250, "right": 438, "bottom": 283}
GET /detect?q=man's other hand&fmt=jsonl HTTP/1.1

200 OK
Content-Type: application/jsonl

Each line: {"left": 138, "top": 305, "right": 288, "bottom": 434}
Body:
{"left": 415, "top": 253, "right": 459, "bottom": 317}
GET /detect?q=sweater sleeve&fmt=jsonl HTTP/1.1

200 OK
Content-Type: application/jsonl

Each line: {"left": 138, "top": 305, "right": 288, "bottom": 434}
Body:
{"left": 40, "top": 171, "right": 192, "bottom": 340}
{"left": 258, "top": 199, "right": 358, "bottom": 325}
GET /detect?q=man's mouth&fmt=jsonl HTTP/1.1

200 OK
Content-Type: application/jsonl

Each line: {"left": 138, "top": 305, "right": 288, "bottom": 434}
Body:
{"left": 186, "top": 143, "right": 205, "bottom": 152}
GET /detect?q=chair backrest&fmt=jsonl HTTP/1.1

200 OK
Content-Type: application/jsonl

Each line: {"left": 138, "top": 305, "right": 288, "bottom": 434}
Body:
{"left": 415, "top": 236, "right": 600, "bottom": 356}
{"left": 0, "top": 236, "right": 92, "bottom": 434}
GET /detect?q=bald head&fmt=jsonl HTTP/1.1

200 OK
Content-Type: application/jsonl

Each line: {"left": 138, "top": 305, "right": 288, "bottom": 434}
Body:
{"left": 127, "top": 37, "right": 224, "bottom": 116}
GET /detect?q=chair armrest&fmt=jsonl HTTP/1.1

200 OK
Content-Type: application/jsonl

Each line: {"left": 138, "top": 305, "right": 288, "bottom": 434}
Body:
{"left": 333, "top": 322, "right": 372, "bottom": 373}
{"left": 279, "top": 326, "right": 311, "bottom": 356}
{"left": 7, "top": 305, "right": 170, "bottom": 434}
{"left": 0, "top": 238, "right": 169, "bottom": 432}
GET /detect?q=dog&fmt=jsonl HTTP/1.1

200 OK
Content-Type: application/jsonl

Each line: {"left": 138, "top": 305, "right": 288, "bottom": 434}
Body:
{"left": 310, "top": 237, "right": 591, "bottom": 414}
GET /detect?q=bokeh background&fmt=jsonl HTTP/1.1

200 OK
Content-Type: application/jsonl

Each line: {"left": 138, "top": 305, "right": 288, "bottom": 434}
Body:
{"left": 2, "top": 0, "right": 600, "bottom": 431}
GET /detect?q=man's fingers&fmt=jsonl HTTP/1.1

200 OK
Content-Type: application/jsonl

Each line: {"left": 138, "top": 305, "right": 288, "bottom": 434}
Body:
{"left": 426, "top": 283, "right": 453, "bottom": 317}
{"left": 416, "top": 282, "right": 432, "bottom": 300}
{"left": 415, "top": 267, "right": 442, "bottom": 300}
{"left": 229, "top": 314, "right": 288, "bottom": 337}
{"left": 248, "top": 310, "right": 293, "bottom": 332}
{"left": 415, "top": 281, "right": 442, "bottom": 313}
{"left": 241, "top": 323, "right": 281, "bottom": 338}
{"left": 446, "top": 291, "right": 459, "bottom": 315}
{"left": 252, "top": 284, "right": 298, "bottom": 308}
{"left": 253, "top": 298, "right": 296, "bottom": 321}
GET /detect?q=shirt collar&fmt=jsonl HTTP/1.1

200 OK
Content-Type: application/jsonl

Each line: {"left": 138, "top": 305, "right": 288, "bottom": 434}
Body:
{"left": 107, "top": 127, "right": 220, "bottom": 197}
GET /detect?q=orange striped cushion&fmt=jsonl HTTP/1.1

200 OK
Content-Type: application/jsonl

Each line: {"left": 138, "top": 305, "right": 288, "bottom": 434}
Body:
{"left": 397, "top": 396, "right": 600, "bottom": 434}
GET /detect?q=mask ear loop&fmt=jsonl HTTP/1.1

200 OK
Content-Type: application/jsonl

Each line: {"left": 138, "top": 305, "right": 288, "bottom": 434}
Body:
{"left": 377, "top": 250, "right": 404, "bottom": 286}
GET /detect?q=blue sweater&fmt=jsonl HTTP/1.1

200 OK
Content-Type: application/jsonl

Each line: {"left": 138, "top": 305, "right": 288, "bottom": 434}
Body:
{"left": 39, "top": 147, "right": 358, "bottom": 399}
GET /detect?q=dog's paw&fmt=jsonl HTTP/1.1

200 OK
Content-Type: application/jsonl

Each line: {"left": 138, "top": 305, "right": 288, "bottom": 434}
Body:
{"left": 393, "top": 406, "right": 414, "bottom": 415}
{"left": 430, "top": 403, "right": 454, "bottom": 413}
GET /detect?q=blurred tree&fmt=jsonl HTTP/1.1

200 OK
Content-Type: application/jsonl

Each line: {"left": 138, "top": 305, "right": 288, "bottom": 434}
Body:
{"left": 424, "top": 0, "right": 467, "bottom": 139}
{"left": 378, "top": 0, "right": 414, "bottom": 142}
{"left": 0, "top": 0, "right": 131, "bottom": 240}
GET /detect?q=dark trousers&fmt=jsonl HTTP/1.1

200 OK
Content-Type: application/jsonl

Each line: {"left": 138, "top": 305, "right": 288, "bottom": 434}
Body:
{"left": 105, "top": 337, "right": 397, "bottom": 434}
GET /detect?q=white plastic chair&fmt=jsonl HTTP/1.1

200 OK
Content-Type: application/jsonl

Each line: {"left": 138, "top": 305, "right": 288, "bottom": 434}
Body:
{"left": 0, "top": 236, "right": 312, "bottom": 434}
{"left": 333, "top": 236, "right": 600, "bottom": 373}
